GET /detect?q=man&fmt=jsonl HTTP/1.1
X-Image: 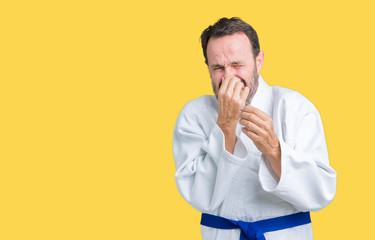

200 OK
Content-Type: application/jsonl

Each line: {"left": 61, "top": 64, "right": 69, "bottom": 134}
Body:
{"left": 173, "top": 17, "right": 336, "bottom": 240}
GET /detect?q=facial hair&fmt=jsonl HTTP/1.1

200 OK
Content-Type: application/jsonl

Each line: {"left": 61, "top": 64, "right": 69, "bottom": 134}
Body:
{"left": 246, "top": 71, "right": 259, "bottom": 106}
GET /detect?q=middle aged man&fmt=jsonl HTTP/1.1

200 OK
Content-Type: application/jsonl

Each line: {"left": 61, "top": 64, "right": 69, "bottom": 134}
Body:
{"left": 173, "top": 17, "right": 337, "bottom": 240}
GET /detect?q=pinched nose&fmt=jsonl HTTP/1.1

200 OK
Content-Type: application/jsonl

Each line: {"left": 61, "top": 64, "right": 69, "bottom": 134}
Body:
{"left": 218, "top": 75, "right": 246, "bottom": 90}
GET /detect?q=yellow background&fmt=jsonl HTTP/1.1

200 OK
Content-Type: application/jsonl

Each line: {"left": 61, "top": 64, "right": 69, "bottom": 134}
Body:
{"left": 1, "top": 0, "right": 374, "bottom": 239}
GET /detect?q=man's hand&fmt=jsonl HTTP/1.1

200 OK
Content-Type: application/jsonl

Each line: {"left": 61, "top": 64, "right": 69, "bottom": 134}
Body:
{"left": 217, "top": 76, "right": 249, "bottom": 154}
{"left": 240, "top": 105, "right": 281, "bottom": 179}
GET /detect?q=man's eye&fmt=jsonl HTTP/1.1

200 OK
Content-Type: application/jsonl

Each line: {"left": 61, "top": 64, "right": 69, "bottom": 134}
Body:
{"left": 213, "top": 67, "right": 224, "bottom": 71}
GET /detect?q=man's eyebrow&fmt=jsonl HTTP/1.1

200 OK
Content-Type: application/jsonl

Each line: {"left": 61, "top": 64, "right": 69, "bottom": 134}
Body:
{"left": 231, "top": 61, "right": 244, "bottom": 65}
{"left": 210, "top": 64, "right": 223, "bottom": 69}
{"left": 210, "top": 61, "right": 244, "bottom": 69}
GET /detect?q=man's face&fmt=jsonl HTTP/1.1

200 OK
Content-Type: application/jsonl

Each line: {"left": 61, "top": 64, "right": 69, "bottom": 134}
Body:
{"left": 206, "top": 32, "right": 264, "bottom": 105}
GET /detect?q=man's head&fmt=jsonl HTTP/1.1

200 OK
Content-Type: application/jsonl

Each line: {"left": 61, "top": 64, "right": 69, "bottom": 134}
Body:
{"left": 201, "top": 17, "right": 264, "bottom": 104}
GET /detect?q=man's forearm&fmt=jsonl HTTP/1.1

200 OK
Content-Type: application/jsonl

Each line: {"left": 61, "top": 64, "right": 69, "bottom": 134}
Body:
{"left": 218, "top": 123, "right": 237, "bottom": 154}
{"left": 265, "top": 142, "right": 281, "bottom": 180}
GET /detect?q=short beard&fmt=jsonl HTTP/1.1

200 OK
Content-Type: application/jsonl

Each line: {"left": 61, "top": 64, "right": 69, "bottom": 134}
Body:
{"left": 246, "top": 73, "right": 259, "bottom": 105}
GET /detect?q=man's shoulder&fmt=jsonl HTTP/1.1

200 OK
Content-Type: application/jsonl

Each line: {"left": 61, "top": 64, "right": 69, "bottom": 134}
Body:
{"left": 175, "top": 95, "right": 217, "bottom": 131}
{"left": 180, "top": 95, "right": 217, "bottom": 114}
{"left": 271, "top": 85, "right": 316, "bottom": 113}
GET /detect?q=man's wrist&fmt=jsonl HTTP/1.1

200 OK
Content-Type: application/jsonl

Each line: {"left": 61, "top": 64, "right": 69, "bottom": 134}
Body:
{"left": 265, "top": 140, "right": 281, "bottom": 179}
{"left": 217, "top": 121, "right": 237, "bottom": 134}
{"left": 266, "top": 141, "right": 281, "bottom": 163}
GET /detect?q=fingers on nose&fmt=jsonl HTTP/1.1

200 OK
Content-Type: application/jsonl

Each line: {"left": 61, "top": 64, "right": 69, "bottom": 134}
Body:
{"left": 233, "top": 81, "right": 245, "bottom": 99}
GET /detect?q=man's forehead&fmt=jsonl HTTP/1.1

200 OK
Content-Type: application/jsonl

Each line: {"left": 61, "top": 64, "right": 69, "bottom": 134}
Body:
{"left": 207, "top": 33, "right": 251, "bottom": 50}
{"left": 206, "top": 33, "right": 253, "bottom": 64}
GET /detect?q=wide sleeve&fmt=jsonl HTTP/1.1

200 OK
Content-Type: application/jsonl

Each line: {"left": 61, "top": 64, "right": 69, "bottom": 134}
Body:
{"left": 258, "top": 107, "right": 337, "bottom": 212}
{"left": 173, "top": 105, "right": 248, "bottom": 212}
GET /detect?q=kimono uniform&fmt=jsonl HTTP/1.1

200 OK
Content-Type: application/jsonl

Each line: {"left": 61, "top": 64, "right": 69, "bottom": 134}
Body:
{"left": 173, "top": 75, "right": 337, "bottom": 240}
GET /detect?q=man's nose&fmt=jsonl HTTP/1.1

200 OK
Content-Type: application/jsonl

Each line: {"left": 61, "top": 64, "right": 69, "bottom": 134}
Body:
{"left": 224, "top": 67, "right": 236, "bottom": 78}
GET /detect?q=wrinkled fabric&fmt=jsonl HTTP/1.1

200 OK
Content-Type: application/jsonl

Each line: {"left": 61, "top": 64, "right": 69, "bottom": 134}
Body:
{"left": 173, "top": 75, "right": 337, "bottom": 240}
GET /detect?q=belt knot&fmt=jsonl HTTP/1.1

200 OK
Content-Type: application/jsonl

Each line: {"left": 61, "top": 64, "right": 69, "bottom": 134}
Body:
{"left": 232, "top": 220, "right": 265, "bottom": 240}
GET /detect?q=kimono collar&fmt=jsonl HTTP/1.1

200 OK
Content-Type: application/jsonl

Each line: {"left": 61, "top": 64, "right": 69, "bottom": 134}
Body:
{"left": 249, "top": 75, "right": 272, "bottom": 115}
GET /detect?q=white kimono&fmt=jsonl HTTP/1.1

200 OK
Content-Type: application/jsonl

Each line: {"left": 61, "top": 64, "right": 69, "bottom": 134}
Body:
{"left": 173, "top": 75, "right": 337, "bottom": 240}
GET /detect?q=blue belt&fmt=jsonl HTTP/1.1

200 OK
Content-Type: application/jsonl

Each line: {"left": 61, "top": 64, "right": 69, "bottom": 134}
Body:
{"left": 200, "top": 212, "right": 311, "bottom": 240}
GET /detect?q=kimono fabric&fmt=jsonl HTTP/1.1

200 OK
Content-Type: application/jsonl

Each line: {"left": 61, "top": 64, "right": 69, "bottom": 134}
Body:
{"left": 173, "top": 75, "right": 337, "bottom": 240}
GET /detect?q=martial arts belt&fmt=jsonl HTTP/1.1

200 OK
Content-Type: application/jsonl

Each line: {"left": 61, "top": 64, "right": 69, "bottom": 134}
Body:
{"left": 200, "top": 212, "right": 311, "bottom": 240}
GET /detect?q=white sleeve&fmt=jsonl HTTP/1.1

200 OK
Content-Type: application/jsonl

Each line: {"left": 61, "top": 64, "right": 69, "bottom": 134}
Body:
{"left": 173, "top": 107, "right": 248, "bottom": 212}
{"left": 258, "top": 109, "right": 337, "bottom": 212}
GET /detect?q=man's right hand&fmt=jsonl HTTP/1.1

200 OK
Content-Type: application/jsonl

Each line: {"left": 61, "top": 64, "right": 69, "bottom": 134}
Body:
{"left": 217, "top": 76, "right": 250, "bottom": 154}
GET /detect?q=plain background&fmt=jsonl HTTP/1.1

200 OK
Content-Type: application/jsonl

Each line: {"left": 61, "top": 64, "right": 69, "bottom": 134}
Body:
{"left": 1, "top": 0, "right": 374, "bottom": 239}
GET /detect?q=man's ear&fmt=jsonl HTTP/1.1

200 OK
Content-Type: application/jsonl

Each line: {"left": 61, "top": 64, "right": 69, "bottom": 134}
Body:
{"left": 256, "top": 51, "right": 265, "bottom": 74}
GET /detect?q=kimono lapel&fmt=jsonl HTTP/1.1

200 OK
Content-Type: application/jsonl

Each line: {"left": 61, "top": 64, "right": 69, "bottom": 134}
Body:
{"left": 249, "top": 75, "right": 272, "bottom": 117}
{"left": 236, "top": 75, "right": 273, "bottom": 163}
